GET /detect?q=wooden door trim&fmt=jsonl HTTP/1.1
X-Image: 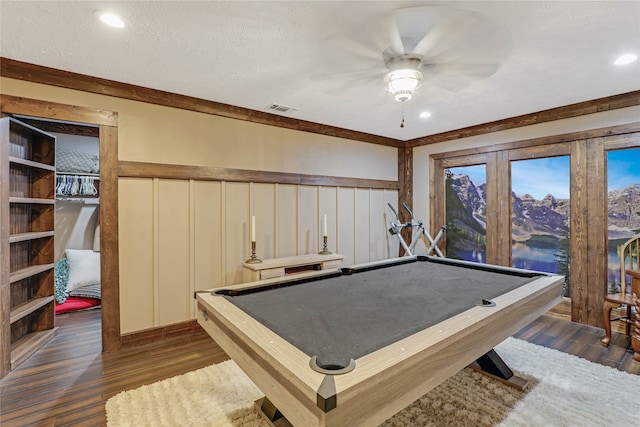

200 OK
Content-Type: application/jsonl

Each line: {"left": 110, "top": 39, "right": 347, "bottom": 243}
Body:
{"left": 0, "top": 94, "right": 121, "bottom": 352}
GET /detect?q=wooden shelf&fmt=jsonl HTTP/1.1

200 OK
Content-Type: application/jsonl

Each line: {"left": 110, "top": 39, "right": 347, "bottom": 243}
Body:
{"left": 10, "top": 328, "right": 58, "bottom": 370}
{"left": 2, "top": 116, "right": 57, "bottom": 379}
{"left": 9, "top": 156, "right": 56, "bottom": 172}
{"left": 9, "top": 197, "right": 55, "bottom": 205}
{"left": 9, "top": 231, "right": 55, "bottom": 244}
{"left": 10, "top": 296, "right": 55, "bottom": 324}
{"left": 9, "top": 263, "right": 54, "bottom": 284}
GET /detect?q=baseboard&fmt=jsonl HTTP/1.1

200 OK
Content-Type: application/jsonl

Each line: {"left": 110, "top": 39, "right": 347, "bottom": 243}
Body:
{"left": 120, "top": 319, "right": 207, "bottom": 349}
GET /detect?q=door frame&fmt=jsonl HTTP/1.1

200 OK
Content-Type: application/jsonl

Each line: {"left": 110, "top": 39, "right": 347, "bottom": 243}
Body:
{"left": 1, "top": 94, "right": 121, "bottom": 352}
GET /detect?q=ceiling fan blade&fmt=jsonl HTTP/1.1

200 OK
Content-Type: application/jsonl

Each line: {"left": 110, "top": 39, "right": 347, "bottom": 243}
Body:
{"left": 309, "top": 67, "right": 384, "bottom": 83}
{"left": 392, "top": 6, "right": 450, "bottom": 54}
{"left": 424, "top": 63, "right": 500, "bottom": 79}
{"left": 316, "top": 73, "right": 387, "bottom": 100}
{"left": 423, "top": 73, "right": 475, "bottom": 93}
{"left": 320, "top": 33, "right": 382, "bottom": 63}
{"left": 395, "top": 6, "right": 511, "bottom": 64}
{"left": 420, "top": 62, "right": 501, "bottom": 93}
{"left": 387, "top": 15, "right": 406, "bottom": 55}
{"left": 429, "top": 26, "right": 510, "bottom": 65}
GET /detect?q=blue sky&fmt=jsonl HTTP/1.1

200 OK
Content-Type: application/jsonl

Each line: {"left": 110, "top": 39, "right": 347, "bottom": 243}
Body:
{"left": 608, "top": 148, "right": 640, "bottom": 191}
{"left": 449, "top": 148, "right": 640, "bottom": 200}
{"left": 511, "top": 157, "right": 570, "bottom": 199}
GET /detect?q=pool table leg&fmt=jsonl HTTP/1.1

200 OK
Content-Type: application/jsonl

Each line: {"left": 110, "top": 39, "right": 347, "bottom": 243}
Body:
{"left": 254, "top": 397, "right": 290, "bottom": 426}
{"left": 469, "top": 349, "right": 529, "bottom": 390}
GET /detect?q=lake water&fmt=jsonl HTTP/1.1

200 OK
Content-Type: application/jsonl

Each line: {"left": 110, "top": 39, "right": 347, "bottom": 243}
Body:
{"left": 456, "top": 246, "right": 620, "bottom": 283}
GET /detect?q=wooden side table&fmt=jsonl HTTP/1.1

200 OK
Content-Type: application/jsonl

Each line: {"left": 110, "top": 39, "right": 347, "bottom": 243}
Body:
{"left": 242, "top": 253, "right": 344, "bottom": 283}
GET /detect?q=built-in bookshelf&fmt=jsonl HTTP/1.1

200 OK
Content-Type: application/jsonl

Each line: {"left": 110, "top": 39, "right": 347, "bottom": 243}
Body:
{"left": 1, "top": 117, "right": 58, "bottom": 378}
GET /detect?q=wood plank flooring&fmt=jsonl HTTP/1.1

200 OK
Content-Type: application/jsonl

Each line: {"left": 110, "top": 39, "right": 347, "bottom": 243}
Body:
{"left": 1, "top": 308, "right": 638, "bottom": 426}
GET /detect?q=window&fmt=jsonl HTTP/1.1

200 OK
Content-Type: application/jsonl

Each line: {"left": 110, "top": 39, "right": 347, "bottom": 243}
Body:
{"left": 510, "top": 157, "right": 570, "bottom": 283}
{"left": 607, "top": 148, "right": 640, "bottom": 293}
{"left": 445, "top": 165, "right": 487, "bottom": 262}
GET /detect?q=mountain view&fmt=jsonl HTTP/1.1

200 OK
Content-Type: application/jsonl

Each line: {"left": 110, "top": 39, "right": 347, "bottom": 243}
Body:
{"left": 445, "top": 149, "right": 640, "bottom": 290}
{"left": 448, "top": 174, "right": 640, "bottom": 246}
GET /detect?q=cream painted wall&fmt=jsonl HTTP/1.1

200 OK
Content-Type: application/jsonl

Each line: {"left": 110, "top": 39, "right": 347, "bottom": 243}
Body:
{"left": 0, "top": 78, "right": 397, "bottom": 180}
{"left": 1, "top": 77, "right": 400, "bottom": 334}
{"left": 412, "top": 106, "right": 640, "bottom": 253}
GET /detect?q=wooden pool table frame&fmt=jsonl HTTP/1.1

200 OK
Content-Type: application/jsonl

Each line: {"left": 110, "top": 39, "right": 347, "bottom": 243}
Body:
{"left": 196, "top": 257, "right": 563, "bottom": 427}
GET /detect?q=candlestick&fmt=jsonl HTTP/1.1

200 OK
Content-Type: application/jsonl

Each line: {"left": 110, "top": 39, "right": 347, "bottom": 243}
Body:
{"left": 245, "top": 240, "right": 262, "bottom": 264}
{"left": 323, "top": 214, "right": 327, "bottom": 237}
{"left": 319, "top": 235, "right": 332, "bottom": 255}
{"left": 251, "top": 215, "right": 256, "bottom": 242}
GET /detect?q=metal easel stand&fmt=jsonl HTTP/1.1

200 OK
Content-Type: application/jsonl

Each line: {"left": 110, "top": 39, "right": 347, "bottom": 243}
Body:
{"left": 387, "top": 202, "right": 446, "bottom": 257}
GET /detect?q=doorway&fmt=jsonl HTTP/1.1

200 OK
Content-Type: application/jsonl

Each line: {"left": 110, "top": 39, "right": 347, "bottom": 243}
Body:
{"left": 16, "top": 117, "right": 103, "bottom": 329}
{"left": 1, "top": 94, "right": 121, "bottom": 353}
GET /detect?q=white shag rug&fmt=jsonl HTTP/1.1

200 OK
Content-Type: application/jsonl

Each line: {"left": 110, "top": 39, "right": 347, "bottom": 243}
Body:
{"left": 105, "top": 338, "right": 640, "bottom": 427}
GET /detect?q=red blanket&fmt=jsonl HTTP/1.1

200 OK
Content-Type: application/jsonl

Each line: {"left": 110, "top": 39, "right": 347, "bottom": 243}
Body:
{"left": 55, "top": 297, "right": 100, "bottom": 315}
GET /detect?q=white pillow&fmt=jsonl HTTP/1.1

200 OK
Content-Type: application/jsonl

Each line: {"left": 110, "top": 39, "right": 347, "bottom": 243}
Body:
{"left": 93, "top": 224, "right": 100, "bottom": 252}
{"left": 65, "top": 249, "right": 101, "bottom": 292}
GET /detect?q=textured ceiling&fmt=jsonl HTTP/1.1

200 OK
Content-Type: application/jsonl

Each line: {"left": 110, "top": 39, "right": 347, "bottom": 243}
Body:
{"left": 1, "top": 1, "right": 639, "bottom": 141}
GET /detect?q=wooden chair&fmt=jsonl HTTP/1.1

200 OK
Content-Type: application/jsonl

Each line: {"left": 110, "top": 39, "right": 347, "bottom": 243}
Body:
{"left": 601, "top": 234, "right": 640, "bottom": 362}
{"left": 634, "top": 295, "right": 640, "bottom": 361}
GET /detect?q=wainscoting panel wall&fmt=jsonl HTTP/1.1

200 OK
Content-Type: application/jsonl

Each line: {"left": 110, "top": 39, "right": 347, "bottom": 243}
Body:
{"left": 157, "top": 179, "right": 191, "bottom": 326}
{"left": 276, "top": 184, "right": 298, "bottom": 258}
{"left": 193, "top": 181, "right": 223, "bottom": 296}
{"left": 337, "top": 188, "right": 356, "bottom": 264}
{"left": 353, "top": 189, "right": 370, "bottom": 264}
{"left": 253, "top": 183, "right": 276, "bottom": 260}
{"left": 370, "top": 190, "right": 390, "bottom": 262}
{"left": 118, "top": 177, "right": 399, "bottom": 334}
{"left": 118, "top": 178, "right": 154, "bottom": 333}
{"left": 319, "top": 186, "right": 338, "bottom": 252}
{"left": 224, "top": 182, "right": 251, "bottom": 287}
{"left": 298, "top": 185, "right": 319, "bottom": 256}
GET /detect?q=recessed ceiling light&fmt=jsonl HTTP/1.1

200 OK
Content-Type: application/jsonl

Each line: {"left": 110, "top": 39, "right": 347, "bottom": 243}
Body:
{"left": 614, "top": 54, "right": 637, "bottom": 66}
{"left": 419, "top": 111, "right": 432, "bottom": 119}
{"left": 94, "top": 10, "right": 125, "bottom": 28}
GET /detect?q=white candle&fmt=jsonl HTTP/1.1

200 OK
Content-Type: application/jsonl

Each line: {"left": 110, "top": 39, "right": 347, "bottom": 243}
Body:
{"left": 251, "top": 215, "right": 256, "bottom": 242}
{"left": 323, "top": 214, "right": 327, "bottom": 237}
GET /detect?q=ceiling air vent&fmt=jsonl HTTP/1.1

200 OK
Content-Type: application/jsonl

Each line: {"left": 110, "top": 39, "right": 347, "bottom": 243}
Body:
{"left": 267, "top": 103, "right": 298, "bottom": 114}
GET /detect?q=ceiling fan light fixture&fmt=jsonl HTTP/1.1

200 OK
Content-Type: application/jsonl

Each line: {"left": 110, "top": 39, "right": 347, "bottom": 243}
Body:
{"left": 384, "top": 69, "right": 424, "bottom": 102}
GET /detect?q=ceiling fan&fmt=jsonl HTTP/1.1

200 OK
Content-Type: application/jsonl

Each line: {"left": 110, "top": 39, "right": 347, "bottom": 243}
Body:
{"left": 317, "top": 5, "right": 511, "bottom": 103}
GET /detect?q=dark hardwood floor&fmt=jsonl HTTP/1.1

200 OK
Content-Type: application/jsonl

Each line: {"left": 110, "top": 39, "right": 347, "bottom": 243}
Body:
{"left": 1, "top": 308, "right": 638, "bottom": 426}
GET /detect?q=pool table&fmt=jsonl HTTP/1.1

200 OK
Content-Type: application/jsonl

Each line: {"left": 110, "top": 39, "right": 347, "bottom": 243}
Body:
{"left": 196, "top": 255, "right": 563, "bottom": 427}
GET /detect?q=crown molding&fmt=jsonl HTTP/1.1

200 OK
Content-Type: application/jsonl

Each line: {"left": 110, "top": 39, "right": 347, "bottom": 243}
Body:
{"left": 406, "top": 91, "right": 640, "bottom": 148}
{"left": 0, "top": 57, "right": 402, "bottom": 148}
{"left": 3, "top": 57, "right": 638, "bottom": 150}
